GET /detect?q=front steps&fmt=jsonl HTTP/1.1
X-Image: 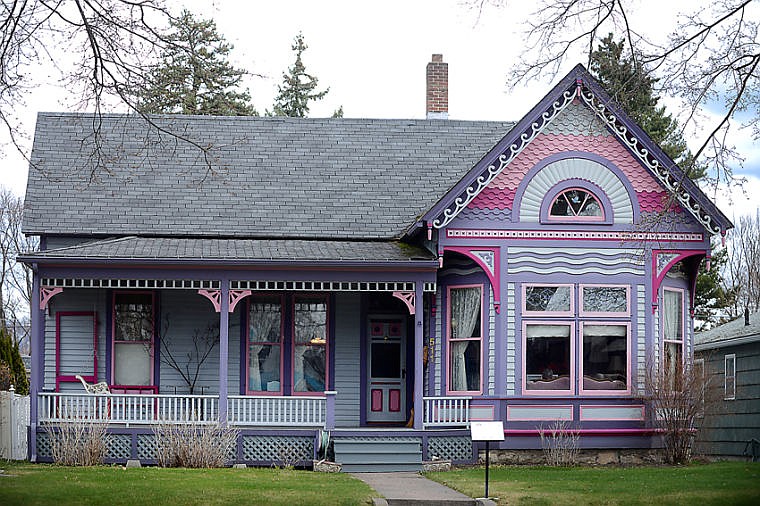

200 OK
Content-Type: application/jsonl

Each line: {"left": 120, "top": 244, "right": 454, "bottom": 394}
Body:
{"left": 334, "top": 438, "right": 422, "bottom": 472}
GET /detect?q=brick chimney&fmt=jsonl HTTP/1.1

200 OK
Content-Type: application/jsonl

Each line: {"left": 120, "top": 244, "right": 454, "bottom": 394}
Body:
{"left": 426, "top": 54, "right": 448, "bottom": 119}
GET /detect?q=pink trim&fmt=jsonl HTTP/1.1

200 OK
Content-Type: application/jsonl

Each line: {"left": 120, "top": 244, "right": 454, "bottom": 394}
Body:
{"left": 651, "top": 250, "right": 705, "bottom": 309}
{"left": 111, "top": 291, "right": 155, "bottom": 389}
{"left": 245, "top": 294, "right": 285, "bottom": 396}
{"left": 40, "top": 286, "right": 63, "bottom": 310}
{"left": 444, "top": 247, "right": 501, "bottom": 313}
{"left": 579, "top": 404, "right": 645, "bottom": 421}
{"left": 522, "top": 283, "right": 574, "bottom": 317}
{"left": 110, "top": 385, "right": 158, "bottom": 394}
{"left": 371, "top": 389, "right": 382, "bottom": 411}
{"left": 56, "top": 311, "right": 98, "bottom": 391}
{"left": 446, "top": 284, "right": 484, "bottom": 395}
{"left": 579, "top": 321, "right": 632, "bottom": 396}
{"left": 521, "top": 320, "right": 575, "bottom": 396}
{"left": 504, "top": 428, "right": 664, "bottom": 437}
{"left": 389, "top": 389, "right": 401, "bottom": 412}
{"left": 291, "top": 294, "right": 329, "bottom": 397}
{"left": 198, "top": 289, "right": 222, "bottom": 312}
{"left": 579, "top": 284, "right": 630, "bottom": 317}
{"left": 392, "top": 291, "right": 416, "bottom": 315}
{"left": 469, "top": 405, "right": 496, "bottom": 421}
{"left": 506, "top": 404, "right": 574, "bottom": 421}
{"left": 229, "top": 289, "right": 252, "bottom": 313}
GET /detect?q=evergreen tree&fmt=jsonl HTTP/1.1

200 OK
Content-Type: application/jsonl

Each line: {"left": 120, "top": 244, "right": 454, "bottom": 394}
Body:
{"left": 0, "top": 325, "right": 28, "bottom": 395}
{"left": 590, "top": 34, "right": 703, "bottom": 179}
{"left": 271, "top": 33, "right": 332, "bottom": 117}
{"left": 136, "top": 10, "right": 256, "bottom": 116}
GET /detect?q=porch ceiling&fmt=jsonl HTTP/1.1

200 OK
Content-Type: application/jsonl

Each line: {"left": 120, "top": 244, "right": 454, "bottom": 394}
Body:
{"left": 19, "top": 236, "right": 437, "bottom": 267}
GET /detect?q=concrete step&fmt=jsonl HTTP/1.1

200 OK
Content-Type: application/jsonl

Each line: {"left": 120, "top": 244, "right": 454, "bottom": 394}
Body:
{"left": 334, "top": 438, "right": 422, "bottom": 473}
{"left": 342, "top": 462, "right": 423, "bottom": 473}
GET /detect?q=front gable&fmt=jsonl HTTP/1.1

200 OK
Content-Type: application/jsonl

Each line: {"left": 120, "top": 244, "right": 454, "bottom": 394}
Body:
{"left": 421, "top": 64, "right": 732, "bottom": 238}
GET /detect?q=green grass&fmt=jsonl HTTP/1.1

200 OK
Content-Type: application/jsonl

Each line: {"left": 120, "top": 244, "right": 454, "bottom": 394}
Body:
{"left": 425, "top": 461, "right": 760, "bottom": 505}
{"left": 0, "top": 462, "right": 375, "bottom": 506}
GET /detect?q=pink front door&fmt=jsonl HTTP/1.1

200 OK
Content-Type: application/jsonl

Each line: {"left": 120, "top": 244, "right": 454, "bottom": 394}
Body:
{"left": 366, "top": 317, "right": 406, "bottom": 424}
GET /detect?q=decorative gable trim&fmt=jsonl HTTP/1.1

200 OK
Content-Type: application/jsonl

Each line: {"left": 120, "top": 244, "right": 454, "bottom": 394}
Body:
{"left": 424, "top": 65, "right": 732, "bottom": 236}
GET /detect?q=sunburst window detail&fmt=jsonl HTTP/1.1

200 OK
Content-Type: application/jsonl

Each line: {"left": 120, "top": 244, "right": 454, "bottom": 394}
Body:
{"left": 548, "top": 188, "right": 604, "bottom": 221}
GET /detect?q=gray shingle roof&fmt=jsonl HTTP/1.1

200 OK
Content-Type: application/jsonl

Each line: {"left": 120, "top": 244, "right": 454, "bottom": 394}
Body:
{"left": 24, "top": 113, "right": 514, "bottom": 240}
{"left": 695, "top": 312, "right": 760, "bottom": 350}
{"left": 18, "top": 236, "right": 436, "bottom": 264}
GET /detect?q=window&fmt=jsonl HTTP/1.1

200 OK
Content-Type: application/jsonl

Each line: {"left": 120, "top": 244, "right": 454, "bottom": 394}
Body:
{"left": 448, "top": 286, "right": 482, "bottom": 393}
{"left": 247, "top": 295, "right": 283, "bottom": 394}
{"left": 525, "top": 323, "right": 572, "bottom": 391}
{"left": 522, "top": 283, "right": 631, "bottom": 395}
{"left": 662, "top": 288, "right": 684, "bottom": 384}
{"left": 56, "top": 312, "right": 97, "bottom": 391}
{"left": 548, "top": 188, "right": 604, "bottom": 221}
{"left": 293, "top": 296, "right": 328, "bottom": 393}
{"left": 724, "top": 354, "right": 736, "bottom": 400}
{"left": 112, "top": 292, "right": 153, "bottom": 386}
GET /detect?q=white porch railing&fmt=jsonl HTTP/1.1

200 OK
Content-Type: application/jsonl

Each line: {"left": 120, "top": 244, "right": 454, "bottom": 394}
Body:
{"left": 423, "top": 396, "right": 471, "bottom": 428}
{"left": 227, "top": 395, "right": 326, "bottom": 426}
{"left": 38, "top": 393, "right": 220, "bottom": 425}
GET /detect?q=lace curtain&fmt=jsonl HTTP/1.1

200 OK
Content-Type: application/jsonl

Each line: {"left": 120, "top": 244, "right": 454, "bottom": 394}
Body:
{"left": 450, "top": 287, "right": 481, "bottom": 391}
{"left": 663, "top": 290, "right": 682, "bottom": 341}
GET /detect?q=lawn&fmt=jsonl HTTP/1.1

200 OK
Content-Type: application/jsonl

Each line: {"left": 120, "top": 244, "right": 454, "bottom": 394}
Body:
{"left": 0, "top": 462, "right": 375, "bottom": 506}
{"left": 425, "top": 461, "right": 760, "bottom": 505}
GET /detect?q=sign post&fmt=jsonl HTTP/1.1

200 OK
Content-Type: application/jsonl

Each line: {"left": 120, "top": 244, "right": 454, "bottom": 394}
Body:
{"left": 470, "top": 421, "right": 504, "bottom": 500}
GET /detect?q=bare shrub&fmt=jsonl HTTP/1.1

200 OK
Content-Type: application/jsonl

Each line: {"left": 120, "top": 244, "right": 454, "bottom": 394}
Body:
{"left": 153, "top": 420, "right": 238, "bottom": 468}
{"left": 276, "top": 441, "right": 305, "bottom": 470}
{"left": 538, "top": 419, "right": 580, "bottom": 466}
{"left": 45, "top": 417, "right": 110, "bottom": 466}
{"left": 642, "top": 361, "right": 711, "bottom": 465}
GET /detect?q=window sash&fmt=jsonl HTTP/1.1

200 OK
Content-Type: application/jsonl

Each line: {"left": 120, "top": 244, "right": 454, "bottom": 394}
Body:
{"left": 523, "top": 284, "right": 573, "bottom": 315}
{"left": 581, "top": 285, "right": 629, "bottom": 315}
{"left": 292, "top": 296, "right": 328, "bottom": 394}
{"left": 725, "top": 354, "right": 736, "bottom": 400}
{"left": 448, "top": 286, "right": 483, "bottom": 393}
{"left": 112, "top": 292, "right": 153, "bottom": 387}
{"left": 581, "top": 323, "right": 628, "bottom": 392}
{"left": 524, "top": 323, "right": 573, "bottom": 392}
{"left": 663, "top": 289, "right": 684, "bottom": 342}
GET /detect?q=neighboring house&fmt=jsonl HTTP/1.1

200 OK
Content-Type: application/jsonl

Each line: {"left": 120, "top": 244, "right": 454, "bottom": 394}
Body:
{"left": 19, "top": 56, "right": 732, "bottom": 470}
{"left": 695, "top": 312, "right": 760, "bottom": 461}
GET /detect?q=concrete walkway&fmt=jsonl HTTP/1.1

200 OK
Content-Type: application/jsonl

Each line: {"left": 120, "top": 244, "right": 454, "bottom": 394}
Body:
{"left": 350, "top": 472, "right": 497, "bottom": 506}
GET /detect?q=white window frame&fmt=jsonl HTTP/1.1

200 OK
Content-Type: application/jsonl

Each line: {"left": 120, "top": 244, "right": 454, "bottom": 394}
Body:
{"left": 724, "top": 353, "right": 736, "bottom": 401}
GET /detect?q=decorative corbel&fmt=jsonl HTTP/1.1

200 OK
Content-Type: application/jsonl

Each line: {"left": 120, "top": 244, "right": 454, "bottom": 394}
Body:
{"left": 443, "top": 246, "right": 502, "bottom": 314}
{"left": 40, "top": 286, "right": 63, "bottom": 311}
{"left": 392, "top": 291, "right": 416, "bottom": 315}
{"left": 229, "top": 289, "right": 252, "bottom": 313}
{"left": 198, "top": 289, "right": 222, "bottom": 312}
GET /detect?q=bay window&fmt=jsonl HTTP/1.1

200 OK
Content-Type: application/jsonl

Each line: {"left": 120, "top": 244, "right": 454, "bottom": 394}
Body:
{"left": 522, "top": 283, "right": 631, "bottom": 395}
{"left": 448, "top": 286, "right": 482, "bottom": 393}
{"left": 247, "top": 295, "right": 283, "bottom": 394}
{"left": 112, "top": 292, "right": 154, "bottom": 387}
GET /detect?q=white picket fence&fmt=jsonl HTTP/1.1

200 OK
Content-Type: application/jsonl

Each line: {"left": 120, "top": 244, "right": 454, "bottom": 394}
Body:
{"left": 0, "top": 387, "right": 30, "bottom": 460}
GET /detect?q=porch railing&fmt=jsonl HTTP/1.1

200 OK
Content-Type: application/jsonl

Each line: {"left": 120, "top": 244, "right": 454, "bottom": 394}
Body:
{"left": 423, "top": 396, "right": 471, "bottom": 428}
{"left": 227, "top": 395, "right": 326, "bottom": 426}
{"left": 38, "top": 393, "right": 220, "bottom": 425}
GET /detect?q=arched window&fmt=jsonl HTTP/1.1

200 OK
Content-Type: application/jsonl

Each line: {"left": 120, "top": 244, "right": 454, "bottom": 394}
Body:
{"left": 548, "top": 188, "right": 604, "bottom": 221}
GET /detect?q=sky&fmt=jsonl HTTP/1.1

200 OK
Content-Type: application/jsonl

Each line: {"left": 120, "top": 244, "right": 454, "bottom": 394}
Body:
{"left": 2, "top": 0, "right": 758, "bottom": 221}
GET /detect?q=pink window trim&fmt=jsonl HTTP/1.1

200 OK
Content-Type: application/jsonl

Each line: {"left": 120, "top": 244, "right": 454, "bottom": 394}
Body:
{"left": 245, "top": 293, "right": 285, "bottom": 396}
{"left": 111, "top": 291, "right": 155, "bottom": 389}
{"left": 291, "top": 293, "right": 329, "bottom": 397}
{"left": 521, "top": 320, "right": 576, "bottom": 396}
{"left": 546, "top": 187, "right": 606, "bottom": 223}
{"left": 578, "top": 321, "right": 631, "bottom": 396}
{"left": 55, "top": 311, "right": 98, "bottom": 392}
{"left": 662, "top": 287, "right": 686, "bottom": 366}
{"left": 579, "top": 284, "right": 630, "bottom": 317}
{"left": 445, "top": 284, "right": 484, "bottom": 396}
{"left": 522, "top": 283, "right": 575, "bottom": 317}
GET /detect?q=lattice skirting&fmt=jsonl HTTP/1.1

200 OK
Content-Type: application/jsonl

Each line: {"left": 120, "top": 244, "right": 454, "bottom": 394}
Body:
{"left": 242, "top": 435, "right": 314, "bottom": 464}
{"left": 427, "top": 436, "right": 473, "bottom": 462}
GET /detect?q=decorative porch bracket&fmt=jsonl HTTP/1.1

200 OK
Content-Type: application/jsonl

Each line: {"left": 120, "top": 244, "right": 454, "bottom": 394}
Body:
{"left": 392, "top": 291, "right": 416, "bottom": 315}
{"left": 198, "top": 289, "right": 252, "bottom": 313}
{"left": 40, "top": 286, "right": 63, "bottom": 310}
{"left": 651, "top": 250, "right": 705, "bottom": 314}
{"left": 444, "top": 246, "right": 501, "bottom": 313}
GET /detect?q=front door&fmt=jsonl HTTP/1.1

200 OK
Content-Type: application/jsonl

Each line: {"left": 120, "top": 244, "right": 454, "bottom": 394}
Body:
{"left": 366, "top": 317, "right": 406, "bottom": 424}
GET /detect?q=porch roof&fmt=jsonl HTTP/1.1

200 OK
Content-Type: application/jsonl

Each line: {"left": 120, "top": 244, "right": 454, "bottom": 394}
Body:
{"left": 19, "top": 236, "right": 437, "bottom": 267}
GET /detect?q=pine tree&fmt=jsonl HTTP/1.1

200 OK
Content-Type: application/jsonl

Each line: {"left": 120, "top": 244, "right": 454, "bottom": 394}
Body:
{"left": 590, "top": 34, "right": 703, "bottom": 179}
{"left": 0, "top": 325, "right": 28, "bottom": 394}
{"left": 270, "top": 33, "right": 332, "bottom": 117}
{"left": 136, "top": 10, "right": 256, "bottom": 116}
